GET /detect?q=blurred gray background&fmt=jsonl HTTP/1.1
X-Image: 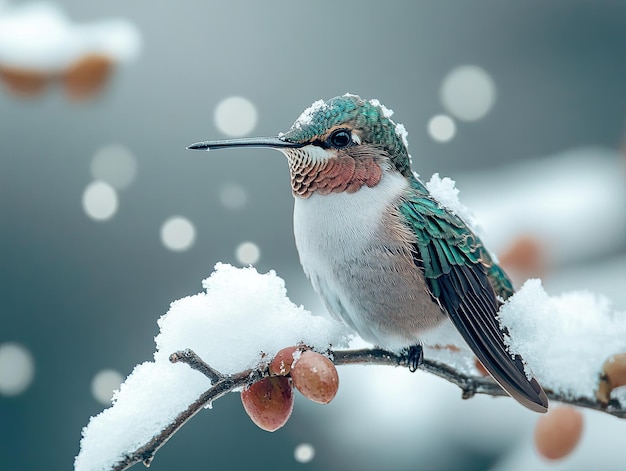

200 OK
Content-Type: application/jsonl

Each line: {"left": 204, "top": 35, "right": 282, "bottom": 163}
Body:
{"left": 1, "top": 1, "right": 626, "bottom": 470}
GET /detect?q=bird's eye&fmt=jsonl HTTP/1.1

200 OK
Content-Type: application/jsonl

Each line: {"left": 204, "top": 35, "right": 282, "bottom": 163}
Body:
{"left": 329, "top": 129, "right": 352, "bottom": 148}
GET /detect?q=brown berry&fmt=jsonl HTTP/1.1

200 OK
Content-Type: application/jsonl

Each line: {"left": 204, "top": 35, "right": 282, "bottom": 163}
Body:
{"left": 597, "top": 353, "right": 626, "bottom": 405}
{"left": 291, "top": 350, "right": 339, "bottom": 404}
{"left": 241, "top": 376, "right": 293, "bottom": 432}
{"left": 499, "top": 234, "right": 546, "bottom": 279}
{"left": 534, "top": 406, "right": 583, "bottom": 460}
{"left": 63, "top": 53, "right": 113, "bottom": 101}
{"left": 0, "top": 65, "right": 48, "bottom": 97}
{"left": 269, "top": 346, "right": 299, "bottom": 376}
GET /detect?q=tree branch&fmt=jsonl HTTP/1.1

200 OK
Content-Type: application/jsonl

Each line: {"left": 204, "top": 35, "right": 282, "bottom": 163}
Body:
{"left": 111, "top": 347, "right": 626, "bottom": 471}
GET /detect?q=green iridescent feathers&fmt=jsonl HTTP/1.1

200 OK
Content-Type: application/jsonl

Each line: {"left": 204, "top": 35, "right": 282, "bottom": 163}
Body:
{"left": 282, "top": 94, "right": 413, "bottom": 177}
{"left": 399, "top": 176, "right": 514, "bottom": 301}
{"left": 487, "top": 262, "right": 515, "bottom": 301}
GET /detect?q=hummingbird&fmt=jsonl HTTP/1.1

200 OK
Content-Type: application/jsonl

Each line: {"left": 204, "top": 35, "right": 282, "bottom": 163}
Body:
{"left": 188, "top": 94, "right": 548, "bottom": 413}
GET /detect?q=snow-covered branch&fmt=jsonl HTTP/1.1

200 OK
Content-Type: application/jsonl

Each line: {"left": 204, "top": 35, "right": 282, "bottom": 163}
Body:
{"left": 75, "top": 264, "right": 626, "bottom": 471}
{"left": 109, "top": 344, "right": 626, "bottom": 471}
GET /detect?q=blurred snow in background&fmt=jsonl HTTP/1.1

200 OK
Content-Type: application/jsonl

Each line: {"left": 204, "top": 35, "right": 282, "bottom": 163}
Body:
{"left": 0, "top": 1, "right": 140, "bottom": 71}
{"left": 459, "top": 147, "right": 625, "bottom": 276}
{"left": 0, "top": 1, "right": 140, "bottom": 98}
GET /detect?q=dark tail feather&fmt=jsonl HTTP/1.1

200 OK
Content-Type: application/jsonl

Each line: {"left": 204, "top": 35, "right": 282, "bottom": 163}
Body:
{"left": 439, "top": 264, "right": 549, "bottom": 412}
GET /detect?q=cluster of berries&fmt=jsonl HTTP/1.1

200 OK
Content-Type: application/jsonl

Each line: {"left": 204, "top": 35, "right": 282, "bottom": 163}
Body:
{"left": 241, "top": 346, "right": 339, "bottom": 432}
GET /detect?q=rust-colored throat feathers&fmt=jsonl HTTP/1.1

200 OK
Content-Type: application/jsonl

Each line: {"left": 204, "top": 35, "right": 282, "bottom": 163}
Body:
{"left": 284, "top": 147, "right": 385, "bottom": 198}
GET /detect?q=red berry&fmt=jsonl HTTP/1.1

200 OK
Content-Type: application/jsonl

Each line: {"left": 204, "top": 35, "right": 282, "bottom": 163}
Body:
{"left": 241, "top": 376, "right": 293, "bottom": 432}
{"left": 291, "top": 350, "right": 339, "bottom": 404}
{"left": 269, "top": 346, "right": 299, "bottom": 376}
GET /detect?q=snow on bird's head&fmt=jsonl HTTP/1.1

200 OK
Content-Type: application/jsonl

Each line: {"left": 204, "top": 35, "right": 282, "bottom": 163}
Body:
{"left": 281, "top": 94, "right": 413, "bottom": 176}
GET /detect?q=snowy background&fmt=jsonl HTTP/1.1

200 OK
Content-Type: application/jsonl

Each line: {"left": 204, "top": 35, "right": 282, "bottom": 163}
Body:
{"left": 1, "top": 1, "right": 625, "bottom": 470}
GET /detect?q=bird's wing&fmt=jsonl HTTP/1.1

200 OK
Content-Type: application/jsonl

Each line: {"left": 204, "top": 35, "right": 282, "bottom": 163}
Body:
{"left": 399, "top": 186, "right": 548, "bottom": 412}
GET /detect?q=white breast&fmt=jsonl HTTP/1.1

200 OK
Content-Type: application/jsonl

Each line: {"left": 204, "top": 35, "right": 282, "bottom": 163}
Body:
{"left": 293, "top": 171, "right": 445, "bottom": 349}
{"left": 293, "top": 171, "right": 408, "bottom": 264}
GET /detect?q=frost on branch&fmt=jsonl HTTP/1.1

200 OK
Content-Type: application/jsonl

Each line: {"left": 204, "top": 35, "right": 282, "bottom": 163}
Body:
{"left": 75, "top": 263, "right": 626, "bottom": 471}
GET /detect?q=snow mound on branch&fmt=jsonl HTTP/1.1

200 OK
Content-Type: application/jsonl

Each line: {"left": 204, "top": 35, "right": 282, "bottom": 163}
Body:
{"left": 423, "top": 279, "right": 626, "bottom": 401}
{"left": 499, "top": 278, "right": 626, "bottom": 399}
{"left": 75, "top": 264, "right": 350, "bottom": 471}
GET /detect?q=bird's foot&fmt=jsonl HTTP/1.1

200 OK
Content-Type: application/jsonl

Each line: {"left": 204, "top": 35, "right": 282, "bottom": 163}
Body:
{"left": 403, "top": 345, "right": 423, "bottom": 372}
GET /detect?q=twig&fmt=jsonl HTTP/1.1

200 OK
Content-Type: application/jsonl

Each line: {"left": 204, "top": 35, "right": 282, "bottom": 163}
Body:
{"left": 111, "top": 347, "right": 626, "bottom": 471}
{"left": 170, "top": 349, "right": 225, "bottom": 383}
{"left": 331, "top": 348, "right": 508, "bottom": 399}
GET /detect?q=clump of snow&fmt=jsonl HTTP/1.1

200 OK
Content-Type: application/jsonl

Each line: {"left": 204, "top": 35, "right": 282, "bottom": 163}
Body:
{"left": 75, "top": 263, "right": 350, "bottom": 471}
{"left": 424, "top": 279, "right": 626, "bottom": 401}
{"left": 394, "top": 122, "right": 409, "bottom": 149}
{"left": 365, "top": 96, "right": 408, "bottom": 149}
{"left": 74, "top": 361, "right": 211, "bottom": 471}
{"left": 368, "top": 98, "right": 394, "bottom": 119}
{"left": 426, "top": 173, "right": 482, "bottom": 234}
{"left": 366, "top": 96, "right": 409, "bottom": 151}
{"left": 0, "top": 1, "right": 141, "bottom": 72}
{"left": 292, "top": 99, "right": 327, "bottom": 130}
{"left": 155, "top": 264, "right": 350, "bottom": 372}
{"left": 499, "top": 279, "right": 626, "bottom": 399}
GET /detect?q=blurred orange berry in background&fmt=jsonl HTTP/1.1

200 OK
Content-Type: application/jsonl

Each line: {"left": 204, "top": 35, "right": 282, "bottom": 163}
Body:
{"left": 534, "top": 406, "right": 583, "bottom": 460}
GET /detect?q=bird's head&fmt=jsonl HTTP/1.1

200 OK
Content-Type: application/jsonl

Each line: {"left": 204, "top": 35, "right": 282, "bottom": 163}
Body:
{"left": 188, "top": 94, "right": 412, "bottom": 197}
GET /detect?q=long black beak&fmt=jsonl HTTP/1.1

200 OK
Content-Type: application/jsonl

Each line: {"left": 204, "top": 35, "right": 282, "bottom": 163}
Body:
{"left": 187, "top": 137, "right": 304, "bottom": 151}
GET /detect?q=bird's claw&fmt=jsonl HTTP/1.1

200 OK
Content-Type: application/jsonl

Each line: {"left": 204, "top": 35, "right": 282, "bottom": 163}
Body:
{"left": 404, "top": 345, "right": 423, "bottom": 372}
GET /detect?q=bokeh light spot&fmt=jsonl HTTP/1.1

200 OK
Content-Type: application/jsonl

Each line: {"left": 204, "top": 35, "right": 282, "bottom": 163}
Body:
{"left": 160, "top": 216, "right": 196, "bottom": 251}
{"left": 0, "top": 342, "right": 35, "bottom": 396}
{"left": 82, "top": 181, "right": 118, "bottom": 221}
{"left": 427, "top": 114, "right": 456, "bottom": 143}
{"left": 294, "top": 443, "right": 315, "bottom": 463}
{"left": 90, "top": 144, "right": 137, "bottom": 190}
{"left": 235, "top": 241, "right": 260, "bottom": 265}
{"left": 91, "top": 369, "right": 123, "bottom": 405}
{"left": 219, "top": 183, "right": 248, "bottom": 210}
{"left": 214, "top": 96, "right": 258, "bottom": 137}
{"left": 440, "top": 65, "right": 496, "bottom": 122}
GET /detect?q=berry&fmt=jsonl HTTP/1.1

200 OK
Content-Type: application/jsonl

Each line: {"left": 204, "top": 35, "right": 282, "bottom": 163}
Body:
{"left": 241, "top": 376, "right": 293, "bottom": 432}
{"left": 291, "top": 350, "right": 339, "bottom": 404}
{"left": 534, "top": 406, "right": 583, "bottom": 460}
{"left": 269, "top": 346, "right": 299, "bottom": 376}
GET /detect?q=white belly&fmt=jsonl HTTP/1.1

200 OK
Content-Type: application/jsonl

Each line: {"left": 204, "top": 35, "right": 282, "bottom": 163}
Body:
{"left": 293, "top": 172, "right": 445, "bottom": 350}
